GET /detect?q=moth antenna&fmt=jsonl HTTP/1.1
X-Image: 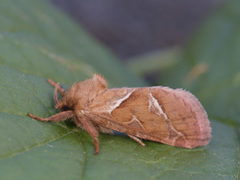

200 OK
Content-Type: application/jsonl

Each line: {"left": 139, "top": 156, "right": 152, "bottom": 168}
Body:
{"left": 54, "top": 82, "right": 60, "bottom": 105}
{"left": 48, "top": 79, "right": 65, "bottom": 96}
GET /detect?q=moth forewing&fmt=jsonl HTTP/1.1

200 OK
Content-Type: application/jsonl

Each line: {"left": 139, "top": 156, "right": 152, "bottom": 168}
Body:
{"left": 87, "top": 86, "right": 211, "bottom": 149}
{"left": 28, "top": 74, "right": 211, "bottom": 154}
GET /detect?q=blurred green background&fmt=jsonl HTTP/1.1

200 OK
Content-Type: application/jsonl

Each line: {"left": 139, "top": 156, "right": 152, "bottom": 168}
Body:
{"left": 0, "top": 0, "right": 239, "bottom": 180}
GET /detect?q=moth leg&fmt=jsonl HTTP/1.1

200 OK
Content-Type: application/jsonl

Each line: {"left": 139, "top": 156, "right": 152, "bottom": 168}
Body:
{"left": 77, "top": 116, "right": 100, "bottom": 154}
{"left": 48, "top": 79, "right": 65, "bottom": 96}
{"left": 128, "top": 134, "right": 146, "bottom": 146}
{"left": 28, "top": 110, "right": 74, "bottom": 122}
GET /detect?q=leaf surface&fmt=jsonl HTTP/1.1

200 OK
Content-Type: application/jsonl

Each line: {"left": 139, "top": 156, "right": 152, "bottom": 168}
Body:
{"left": 0, "top": 0, "right": 239, "bottom": 180}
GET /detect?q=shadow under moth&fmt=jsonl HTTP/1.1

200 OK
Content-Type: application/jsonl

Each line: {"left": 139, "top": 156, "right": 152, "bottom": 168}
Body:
{"left": 28, "top": 74, "right": 211, "bottom": 154}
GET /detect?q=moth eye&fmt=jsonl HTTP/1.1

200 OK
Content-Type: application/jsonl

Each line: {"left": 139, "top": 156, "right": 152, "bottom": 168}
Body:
{"left": 62, "top": 105, "right": 69, "bottom": 111}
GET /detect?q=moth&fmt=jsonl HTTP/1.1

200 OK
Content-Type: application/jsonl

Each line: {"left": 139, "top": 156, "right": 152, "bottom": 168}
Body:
{"left": 28, "top": 74, "right": 211, "bottom": 154}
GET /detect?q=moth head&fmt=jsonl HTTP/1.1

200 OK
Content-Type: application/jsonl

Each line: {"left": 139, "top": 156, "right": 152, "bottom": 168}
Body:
{"left": 55, "top": 73, "right": 107, "bottom": 112}
{"left": 55, "top": 94, "right": 74, "bottom": 112}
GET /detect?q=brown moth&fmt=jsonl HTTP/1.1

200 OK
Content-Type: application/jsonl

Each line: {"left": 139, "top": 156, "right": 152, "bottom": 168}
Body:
{"left": 28, "top": 74, "right": 211, "bottom": 154}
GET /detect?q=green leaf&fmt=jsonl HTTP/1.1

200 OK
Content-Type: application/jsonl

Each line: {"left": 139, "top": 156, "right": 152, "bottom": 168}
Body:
{"left": 0, "top": 0, "right": 239, "bottom": 180}
{"left": 126, "top": 47, "right": 182, "bottom": 75}
{"left": 160, "top": 0, "right": 240, "bottom": 178}
{"left": 162, "top": 0, "right": 240, "bottom": 126}
{"left": 0, "top": 0, "right": 145, "bottom": 87}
